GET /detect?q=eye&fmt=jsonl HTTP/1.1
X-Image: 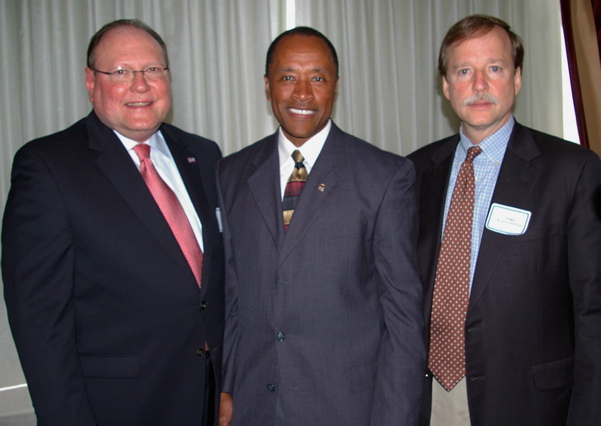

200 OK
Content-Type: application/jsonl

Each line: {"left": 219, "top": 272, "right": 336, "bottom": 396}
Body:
{"left": 282, "top": 76, "right": 294, "bottom": 81}
{"left": 114, "top": 69, "right": 129, "bottom": 75}
{"left": 145, "top": 66, "right": 160, "bottom": 72}
{"left": 490, "top": 66, "right": 501, "bottom": 72}
{"left": 313, "top": 76, "right": 325, "bottom": 82}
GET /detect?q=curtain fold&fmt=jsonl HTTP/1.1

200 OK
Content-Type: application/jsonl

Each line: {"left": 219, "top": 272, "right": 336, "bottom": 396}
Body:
{"left": 296, "top": 0, "right": 564, "bottom": 155}
{"left": 561, "top": 0, "right": 601, "bottom": 154}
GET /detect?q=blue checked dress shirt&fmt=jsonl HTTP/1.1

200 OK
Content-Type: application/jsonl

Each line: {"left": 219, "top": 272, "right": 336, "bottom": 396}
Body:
{"left": 442, "top": 117, "right": 515, "bottom": 292}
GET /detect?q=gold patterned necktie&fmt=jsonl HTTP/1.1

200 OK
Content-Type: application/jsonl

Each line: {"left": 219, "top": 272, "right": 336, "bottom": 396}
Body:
{"left": 428, "top": 145, "right": 482, "bottom": 391}
{"left": 282, "top": 149, "right": 308, "bottom": 231}
{"left": 134, "top": 144, "right": 203, "bottom": 286}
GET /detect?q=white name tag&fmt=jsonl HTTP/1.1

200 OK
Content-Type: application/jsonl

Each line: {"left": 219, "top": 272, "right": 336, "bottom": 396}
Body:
{"left": 485, "top": 203, "right": 531, "bottom": 235}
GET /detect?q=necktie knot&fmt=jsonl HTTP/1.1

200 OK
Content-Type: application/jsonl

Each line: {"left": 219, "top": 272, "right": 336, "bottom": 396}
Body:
{"left": 290, "top": 150, "right": 308, "bottom": 182}
{"left": 292, "top": 149, "right": 304, "bottom": 164}
{"left": 466, "top": 146, "right": 482, "bottom": 162}
{"left": 134, "top": 143, "right": 151, "bottom": 160}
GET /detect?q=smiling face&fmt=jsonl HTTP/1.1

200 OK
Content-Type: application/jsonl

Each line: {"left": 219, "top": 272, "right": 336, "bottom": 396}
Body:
{"left": 85, "top": 26, "right": 171, "bottom": 142}
{"left": 264, "top": 34, "right": 339, "bottom": 147}
{"left": 442, "top": 26, "right": 522, "bottom": 144}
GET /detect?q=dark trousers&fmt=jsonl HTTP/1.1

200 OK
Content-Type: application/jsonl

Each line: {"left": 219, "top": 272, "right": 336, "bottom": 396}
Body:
{"left": 203, "top": 352, "right": 216, "bottom": 426}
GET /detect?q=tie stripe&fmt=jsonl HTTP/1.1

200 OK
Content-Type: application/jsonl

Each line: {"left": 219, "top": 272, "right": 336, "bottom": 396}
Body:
{"left": 282, "top": 150, "right": 308, "bottom": 231}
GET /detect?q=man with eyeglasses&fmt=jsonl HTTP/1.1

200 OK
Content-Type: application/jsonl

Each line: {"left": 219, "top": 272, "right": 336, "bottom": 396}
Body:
{"left": 2, "top": 19, "right": 224, "bottom": 426}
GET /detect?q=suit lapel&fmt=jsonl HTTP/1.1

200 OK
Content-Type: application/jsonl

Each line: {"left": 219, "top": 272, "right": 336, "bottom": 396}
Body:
{"left": 419, "top": 137, "right": 458, "bottom": 314}
{"left": 468, "top": 124, "right": 541, "bottom": 314}
{"left": 278, "top": 125, "right": 345, "bottom": 267}
{"left": 247, "top": 135, "right": 285, "bottom": 251}
{"left": 86, "top": 113, "right": 196, "bottom": 285}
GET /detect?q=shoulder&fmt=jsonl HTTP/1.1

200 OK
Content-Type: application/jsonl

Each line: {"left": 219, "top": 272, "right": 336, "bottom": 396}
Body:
{"left": 519, "top": 125, "right": 597, "bottom": 157}
{"left": 13, "top": 117, "right": 89, "bottom": 165}
{"left": 511, "top": 125, "right": 600, "bottom": 174}
{"left": 160, "top": 122, "right": 221, "bottom": 158}
{"left": 332, "top": 125, "right": 409, "bottom": 169}
{"left": 407, "top": 134, "right": 458, "bottom": 164}
{"left": 218, "top": 133, "right": 276, "bottom": 171}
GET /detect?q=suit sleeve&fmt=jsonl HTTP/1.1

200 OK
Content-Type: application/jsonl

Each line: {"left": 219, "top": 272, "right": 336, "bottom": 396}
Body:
{"left": 215, "top": 161, "right": 239, "bottom": 395}
{"left": 2, "top": 146, "right": 97, "bottom": 425}
{"left": 370, "top": 160, "right": 427, "bottom": 425}
{"left": 566, "top": 151, "right": 601, "bottom": 425}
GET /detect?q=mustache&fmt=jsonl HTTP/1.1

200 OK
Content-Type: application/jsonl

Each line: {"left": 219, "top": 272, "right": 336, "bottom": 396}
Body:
{"left": 462, "top": 92, "right": 499, "bottom": 107}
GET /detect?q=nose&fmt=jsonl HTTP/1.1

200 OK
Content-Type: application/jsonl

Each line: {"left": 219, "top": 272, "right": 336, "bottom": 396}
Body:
{"left": 292, "top": 79, "right": 314, "bottom": 101}
{"left": 473, "top": 70, "right": 488, "bottom": 92}
{"left": 129, "top": 71, "right": 150, "bottom": 92}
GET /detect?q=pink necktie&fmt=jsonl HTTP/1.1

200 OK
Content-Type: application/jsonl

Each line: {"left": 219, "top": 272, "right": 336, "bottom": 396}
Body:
{"left": 134, "top": 143, "right": 203, "bottom": 286}
{"left": 428, "top": 145, "right": 482, "bottom": 391}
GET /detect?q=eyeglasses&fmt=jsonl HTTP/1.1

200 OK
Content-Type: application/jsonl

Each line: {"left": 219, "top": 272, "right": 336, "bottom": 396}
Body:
{"left": 92, "top": 65, "right": 169, "bottom": 83}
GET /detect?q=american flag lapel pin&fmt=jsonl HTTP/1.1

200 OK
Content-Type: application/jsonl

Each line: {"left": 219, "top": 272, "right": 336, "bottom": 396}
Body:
{"left": 187, "top": 157, "right": 197, "bottom": 163}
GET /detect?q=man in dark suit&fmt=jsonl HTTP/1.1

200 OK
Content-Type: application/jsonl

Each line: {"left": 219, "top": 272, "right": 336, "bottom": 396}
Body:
{"left": 217, "top": 27, "right": 425, "bottom": 426}
{"left": 2, "top": 19, "right": 224, "bottom": 425}
{"left": 408, "top": 14, "right": 601, "bottom": 426}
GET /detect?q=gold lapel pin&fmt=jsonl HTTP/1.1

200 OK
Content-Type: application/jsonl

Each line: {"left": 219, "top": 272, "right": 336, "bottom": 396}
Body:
{"left": 318, "top": 183, "right": 326, "bottom": 192}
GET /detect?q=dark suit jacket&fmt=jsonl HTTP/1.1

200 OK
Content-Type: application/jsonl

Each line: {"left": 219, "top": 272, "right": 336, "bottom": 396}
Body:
{"left": 216, "top": 123, "right": 426, "bottom": 425}
{"left": 2, "top": 111, "right": 225, "bottom": 425}
{"left": 408, "top": 122, "right": 601, "bottom": 426}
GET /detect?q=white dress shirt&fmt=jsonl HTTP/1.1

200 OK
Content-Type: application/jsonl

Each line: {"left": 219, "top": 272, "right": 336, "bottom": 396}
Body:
{"left": 277, "top": 120, "right": 331, "bottom": 199}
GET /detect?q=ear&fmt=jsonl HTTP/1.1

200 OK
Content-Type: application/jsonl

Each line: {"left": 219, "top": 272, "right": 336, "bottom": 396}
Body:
{"left": 334, "top": 76, "right": 339, "bottom": 102}
{"left": 85, "top": 68, "right": 96, "bottom": 102}
{"left": 513, "top": 67, "right": 522, "bottom": 96}
{"left": 264, "top": 74, "right": 271, "bottom": 101}
{"left": 442, "top": 75, "right": 451, "bottom": 101}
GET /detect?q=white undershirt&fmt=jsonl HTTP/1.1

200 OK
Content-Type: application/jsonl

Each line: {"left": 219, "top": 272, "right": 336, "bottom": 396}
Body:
{"left": 115, "top": 130, "right": 204, "bottom": 251}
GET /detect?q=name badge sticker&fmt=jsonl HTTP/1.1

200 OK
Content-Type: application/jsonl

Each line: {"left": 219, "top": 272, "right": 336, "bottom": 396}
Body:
{"left": 485, "top": 203, "right": 531, "bottom": 235}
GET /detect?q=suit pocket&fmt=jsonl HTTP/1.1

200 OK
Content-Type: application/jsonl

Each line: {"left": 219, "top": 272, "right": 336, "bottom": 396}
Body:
{"left": 531, "top": 357, "right": 574, "bottom": 390}
{"left": 80, "top": 355, "right": 140, "bottom": 378}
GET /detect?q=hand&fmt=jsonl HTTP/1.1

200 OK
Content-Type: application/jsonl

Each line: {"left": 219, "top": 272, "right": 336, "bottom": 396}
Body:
{"left": 219, "top": 392, "right": 233, "bottom": 426}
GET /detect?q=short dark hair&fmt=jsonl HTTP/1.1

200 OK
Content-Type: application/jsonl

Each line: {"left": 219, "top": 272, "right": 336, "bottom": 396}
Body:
{"left": 265, "top": 26, "right": 339, "bottom": 77}
{"left": 438, "top": 14, "right": 524, "bottom": 77}
{"left": 87, "top": 19, "right": 169, "bottom": 69}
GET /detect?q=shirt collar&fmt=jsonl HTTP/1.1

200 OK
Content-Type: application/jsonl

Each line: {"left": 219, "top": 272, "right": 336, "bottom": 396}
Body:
{"left": 114, "top": 129, "right": 169, "bottom": 157}
{"left": 278, "top": 120, "right": 331, "bottom": 170}
{"left": 458, "top": 116, "right": 514, "bottom": 164}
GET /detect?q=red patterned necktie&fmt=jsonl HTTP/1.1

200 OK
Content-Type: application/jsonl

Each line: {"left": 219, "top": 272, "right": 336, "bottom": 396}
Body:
{"left": 282, "top": 150, "right": 308, "bottom": 231}
{"left": 428, "top": 145, "right": 482, "bottom": 391}
{"left": 134, "top": 143, "right": 203, "bottom": 286}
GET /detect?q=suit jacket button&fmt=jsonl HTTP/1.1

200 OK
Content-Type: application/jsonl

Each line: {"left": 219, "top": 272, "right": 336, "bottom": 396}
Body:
{"left": 276, "top": 332, "right": 286, "bottom": 341}
{"left": 266, "top": 384, "right": 275, "bottom": 392}
{"left": 195, "top": 348, "right": 205, "bottom": 356}
{"left": 200, "top": 301, "right": 207, "bottom": 310}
